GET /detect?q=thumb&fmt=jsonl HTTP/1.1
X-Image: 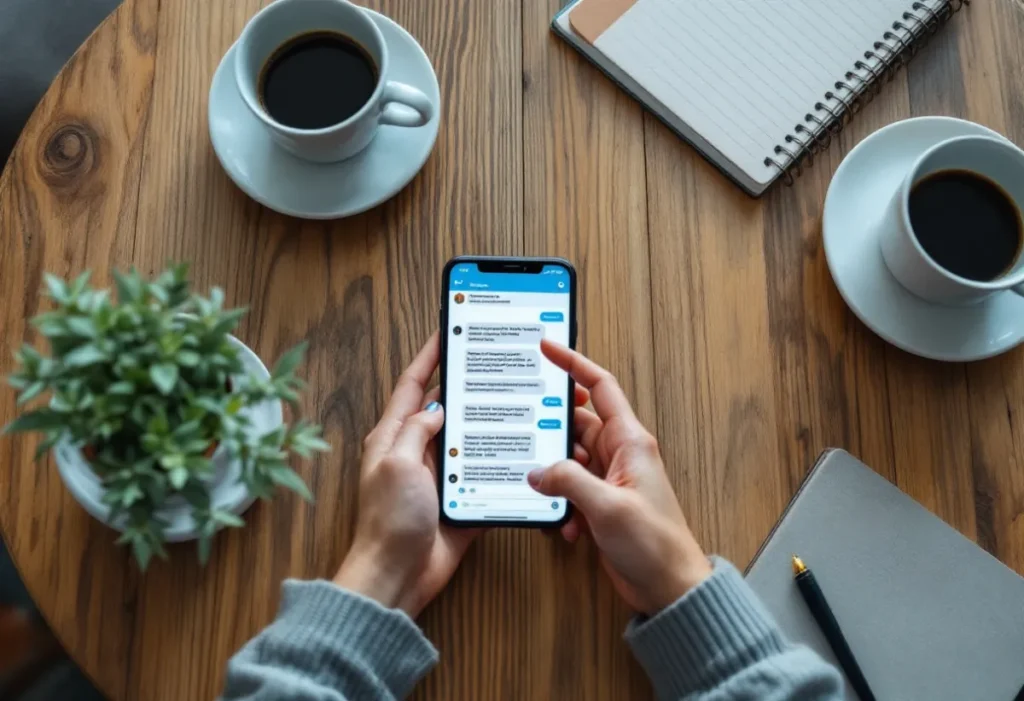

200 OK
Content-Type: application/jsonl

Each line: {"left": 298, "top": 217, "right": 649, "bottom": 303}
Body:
{"left": 391, "top": 401, "right": 445, "bottom": 459}
{"left": 528, "top": 460, "right": 612, "bottom": 516}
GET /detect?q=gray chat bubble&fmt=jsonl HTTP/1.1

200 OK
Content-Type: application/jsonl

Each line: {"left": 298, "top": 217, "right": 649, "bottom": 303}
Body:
{"left": 465, "top": 349, "right": 540, "bottom": 376}
{"left": 463, "top": 379, "right": 546, "bottom": 395}
{"left": 463, "top": 404, "right": 535, "bottom": 424}
{"left": 466, "top": 323, "right": 544, "bottom": 344}
{"left": 467, "top": 293, "right": 511, "bottom": 305}
{"left": 462, "top": 432, "right": 536, "bottom": 460}
{"left": 463, "top": 463, "right": 541, "bottom": 484}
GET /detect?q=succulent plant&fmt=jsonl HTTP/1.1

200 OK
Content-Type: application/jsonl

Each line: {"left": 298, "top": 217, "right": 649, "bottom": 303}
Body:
{"left": 3, "top": 264, "right": 329, "bottom": 569}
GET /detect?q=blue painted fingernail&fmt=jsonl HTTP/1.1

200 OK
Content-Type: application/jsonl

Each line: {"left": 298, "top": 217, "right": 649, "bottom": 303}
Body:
{"left": 426, "top": 401, "right": 441, "bottom": 412}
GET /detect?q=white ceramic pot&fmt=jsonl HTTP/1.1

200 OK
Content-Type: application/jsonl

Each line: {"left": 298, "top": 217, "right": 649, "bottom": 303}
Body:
{"left": 54, "top": 335, "right": 283, "bottom": 542}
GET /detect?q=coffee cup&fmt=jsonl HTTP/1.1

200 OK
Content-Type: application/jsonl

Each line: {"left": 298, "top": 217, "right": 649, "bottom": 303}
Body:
{"left": 234, "top": 0, "right": 434, "bottom": 163}
{"left": 880, "top": 135, "right": 1024, "bottom": 305}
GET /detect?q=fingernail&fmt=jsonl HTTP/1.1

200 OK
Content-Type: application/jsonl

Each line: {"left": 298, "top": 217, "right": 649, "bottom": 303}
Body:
{"left": 425, "top": 401, "right": 441, "bottom": 412}
{"left": 527, "top": 468, "right": 545, "bottom": 486}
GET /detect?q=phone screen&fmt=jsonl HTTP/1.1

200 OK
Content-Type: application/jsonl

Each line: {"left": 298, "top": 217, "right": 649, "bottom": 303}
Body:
{"left": 441, "top": 261, "right": 574, "bottom": 524}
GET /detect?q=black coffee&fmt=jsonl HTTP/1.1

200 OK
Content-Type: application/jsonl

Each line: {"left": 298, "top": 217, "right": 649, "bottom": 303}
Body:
{"left": 907, "top": 169, "right": 1023, "bottom": 282}
{"left": 259, "top": 31, "right": 377, "bottom": 130}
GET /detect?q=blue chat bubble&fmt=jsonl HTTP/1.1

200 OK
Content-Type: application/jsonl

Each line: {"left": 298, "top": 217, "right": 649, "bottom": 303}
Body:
{"left": 540, "top": 311, "right": 564, "bottom": 322}
{"left": 542, "top": 396, "right": 563, "bottom": 407}
{"left": 537, "top": 419, "right": 562, "bottom": 430}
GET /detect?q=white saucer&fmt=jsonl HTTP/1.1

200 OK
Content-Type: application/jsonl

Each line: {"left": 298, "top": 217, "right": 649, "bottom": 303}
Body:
{"left": 208, "top": 11, "right": 441, "bottom": 219}
{"left": 823, "top": 117, "right": 1024, "bottom": 362}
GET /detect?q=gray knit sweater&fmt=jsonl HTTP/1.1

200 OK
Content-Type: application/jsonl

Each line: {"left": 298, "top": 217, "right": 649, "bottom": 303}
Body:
{"left": 220, "top": 559, "right": 842, "bottom": 700}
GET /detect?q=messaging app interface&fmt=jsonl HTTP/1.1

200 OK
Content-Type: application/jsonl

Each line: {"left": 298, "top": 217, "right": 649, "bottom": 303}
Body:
{"left": 443, "top": 263, "right": 571, "bottom": 522}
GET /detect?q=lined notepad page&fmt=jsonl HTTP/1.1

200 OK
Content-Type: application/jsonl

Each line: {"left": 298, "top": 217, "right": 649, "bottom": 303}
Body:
{"left": 587, "top": 0, "right": 944, "bottom": 186}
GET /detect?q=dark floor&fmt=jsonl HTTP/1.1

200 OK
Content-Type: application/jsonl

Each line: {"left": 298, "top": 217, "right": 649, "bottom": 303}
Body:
{"left": 1, "top": 0, "right": 122, "bottom": 697}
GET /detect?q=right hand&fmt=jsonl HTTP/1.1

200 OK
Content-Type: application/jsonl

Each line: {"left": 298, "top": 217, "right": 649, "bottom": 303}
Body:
{"left": 529, "top": 340, "right": 713, "bottom": 616}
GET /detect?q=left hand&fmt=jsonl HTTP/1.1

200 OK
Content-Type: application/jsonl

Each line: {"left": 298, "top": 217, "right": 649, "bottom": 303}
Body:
{"left": 333, "top": 332, "right": 476, "bottom": 618}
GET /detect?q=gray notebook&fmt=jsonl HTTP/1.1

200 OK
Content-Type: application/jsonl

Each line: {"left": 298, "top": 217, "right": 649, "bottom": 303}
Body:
{"left": 746, "top": 449, "right": 1024, "bottom": 701}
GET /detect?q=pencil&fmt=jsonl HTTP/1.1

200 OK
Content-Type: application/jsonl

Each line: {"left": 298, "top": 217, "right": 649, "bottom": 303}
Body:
{"left": 792, "top": 555, "right": 877, "bottom": 701}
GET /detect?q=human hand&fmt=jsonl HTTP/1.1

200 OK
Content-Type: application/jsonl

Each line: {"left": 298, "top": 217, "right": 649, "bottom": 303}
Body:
{"left": 333, "top": 332, "right": 477, "bottom": 618}
{"left": 528, "top": 340, "right": 713, "bottom": 616}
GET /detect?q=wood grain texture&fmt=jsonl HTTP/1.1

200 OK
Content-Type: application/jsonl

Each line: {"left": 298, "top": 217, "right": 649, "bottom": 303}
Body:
{"left": 522, "top": 1, "right": 654, "bottom": 697}
{"left": 1, "top": 0, "right": 1023, "bottom": 699}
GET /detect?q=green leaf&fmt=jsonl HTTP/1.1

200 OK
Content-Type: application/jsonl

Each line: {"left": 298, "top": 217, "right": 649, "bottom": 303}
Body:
{"left": 180, "top": 482, "right": 211, "bottom": 510}
{"left": 16, "top": 381, "right": 46, "bottom": 406}
{"left": 267, "top": 465, "right": 313, "bottom": 502}
{"left": 272, "top": 342, "right": 308, "bottom": 380}
{"left": 159, "top": 453, "right": 185, "bottom": 470}
{"left": 291, "top": 433, "right": 331, "bottom": 458}
{"left": 64, "top": 316, "right": 95, "bottom": 338}
{"left": 121, "top": 484, "right": 144, "bottom": 507}
{"left": 35, "top": 320, "right": 67, "bottom": 338}
{"left": 3, "top": 410, "right": 65, "bottom": 434}
{"left": 148, "top": 283, "right": 169, "bottom": 304}
{"left": 260, "top": 426, "right": 287, "bottom": 447}
{"left": 212, "top": 510, "right": 245, "bottom": 528}
{"left": 64, "top": 344, "right": 106, "bottom": 367}
{"left": 113, "top": 269, "right": 142, "bottom": 304}
{"left": 210, "top": 308, "right": 247, "bottom": 337}
{"left": 149, "top": 364, "right": 178, "bottom": 395}
{"left": 43, "top": 274, "right": 69, "bottom": 303}
{"left": 132, "top": 535, "right": 153, "bottom": 571}
{"left": 225, "top": 396, "right": 243, "bottom": 416}
{"left": 70, "top": 270, "right": 92, "bottom": 297}
{"left": 176, "top": 350, "right": 201, "bottom": 367}
{"left": 170, "top": 419, "right": 201, "bottom": 439}
{"left": 33, "top": 435, "right": 59, "bottom": 460}
{"left": 168, "top": 465, "right": 189, "bottom": 490}
{"left": 108, "top": 381, "right": 135, "bottom": 395}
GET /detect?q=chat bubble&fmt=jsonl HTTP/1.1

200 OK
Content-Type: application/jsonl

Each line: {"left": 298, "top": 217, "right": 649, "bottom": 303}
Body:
{"left": 463, "top": 404, "right": 535, "bottom": 424}
{"left": 463, "top": 432, "right": 536, "bottom": 460}
{"left": 466, "top": 323, "right": 544, "bottom": 345}
{"left": 541, "top": 396, "right": 562, "bottom": 407}
{"left": 537, "top": 419, "right": 562, "bottom": 430}
{"left": 467, "top": 293, "right": 510, "bottom": 305}
{"left": 463, "top": 463, "right": 541, "bottom": 484}
{"left": 464, "top": 379, "right": 546, "bottom": 395}
{"left": 540, "top": 311, "right": 564, "bottom": 322}
{"left": 466, "top": 349, "right": 540, "bottom": 376}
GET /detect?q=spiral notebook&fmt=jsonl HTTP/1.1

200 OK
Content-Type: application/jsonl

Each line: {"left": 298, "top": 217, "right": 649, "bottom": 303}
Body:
{"left": 746, "top": 450, "right": 1024, "bottom": 700}
{"left": 552, "top": 0, "right": 969, "bottom": 196}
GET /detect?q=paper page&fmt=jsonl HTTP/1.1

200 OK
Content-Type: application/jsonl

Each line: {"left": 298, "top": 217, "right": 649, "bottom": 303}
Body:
{"left": 581, "top": 0, "right": 947, "bottom": 185}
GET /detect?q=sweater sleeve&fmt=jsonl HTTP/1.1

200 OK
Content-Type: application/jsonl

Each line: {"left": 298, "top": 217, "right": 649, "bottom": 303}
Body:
{"left": 219, "top": 580, "right": 438, "bottom": 701}
{"left": 625, "top": 558, "right": 843, "bottom": 701}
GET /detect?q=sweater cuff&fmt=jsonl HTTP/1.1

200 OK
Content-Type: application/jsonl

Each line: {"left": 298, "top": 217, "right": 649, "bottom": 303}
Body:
{"left": 271, "top": 579, "right": 438, "bottom": 698}
{"left": 624, "top": 557, "right": 788, "bottom": 700}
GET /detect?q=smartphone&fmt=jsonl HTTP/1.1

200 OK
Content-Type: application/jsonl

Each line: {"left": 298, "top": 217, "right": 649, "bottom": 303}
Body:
{"left": 438, "top": 256, "right": 577, "bottom": 527}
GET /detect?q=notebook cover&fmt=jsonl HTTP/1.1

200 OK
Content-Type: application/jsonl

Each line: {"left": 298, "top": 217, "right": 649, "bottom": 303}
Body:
{"left": 568, "top": 0, "right": 637, "bottom": 44}
{"left": 551, "top": 1, "right": 768, "bottom": 197}
{"left": 746, "top": 449, "right": 1024, "bottom": 701}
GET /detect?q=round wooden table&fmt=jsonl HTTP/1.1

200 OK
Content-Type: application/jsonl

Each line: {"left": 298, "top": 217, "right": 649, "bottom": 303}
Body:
{"left": 2, "top": 0, "right": 1024, "bottom": 698}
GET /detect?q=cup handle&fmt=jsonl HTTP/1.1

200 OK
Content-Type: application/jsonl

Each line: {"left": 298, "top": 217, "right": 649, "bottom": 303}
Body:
{"left": 379, "top": 81, "right": 434, "bottom": 127}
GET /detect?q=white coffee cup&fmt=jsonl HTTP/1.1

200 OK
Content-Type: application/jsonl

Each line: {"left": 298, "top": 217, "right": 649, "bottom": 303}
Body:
{"left": 234, "top": 0, "right": 434, "bottom": 163}
{"left": 880, "top": 135, "right": 1024, "bottom": 305}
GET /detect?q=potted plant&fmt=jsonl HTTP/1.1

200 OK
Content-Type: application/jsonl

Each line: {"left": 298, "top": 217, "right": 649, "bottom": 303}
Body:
{"left": 3, "top": 264, "right": 329, "bottom": 570}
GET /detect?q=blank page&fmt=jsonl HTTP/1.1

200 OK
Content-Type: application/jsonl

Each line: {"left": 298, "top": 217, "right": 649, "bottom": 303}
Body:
{"left": 573, "top": 0, "right": 947, "bottom": 187}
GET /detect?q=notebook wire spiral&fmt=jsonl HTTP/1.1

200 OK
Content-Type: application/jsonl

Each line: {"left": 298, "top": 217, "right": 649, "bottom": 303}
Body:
{"left": 764, "top": 0, "right": 970, "bottom": 185}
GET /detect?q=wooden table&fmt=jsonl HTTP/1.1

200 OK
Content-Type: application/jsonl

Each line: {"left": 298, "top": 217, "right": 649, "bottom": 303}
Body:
{"left": 2, "top": 0, "right": 1023, "bottom": 698}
